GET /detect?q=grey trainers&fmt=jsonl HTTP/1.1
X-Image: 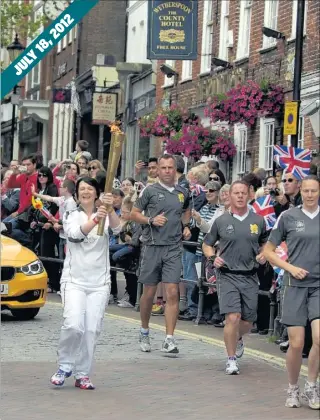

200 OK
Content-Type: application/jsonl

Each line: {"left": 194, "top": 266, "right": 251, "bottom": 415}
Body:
{"left": 161, "top": 337, "right": 179, "bottom": 355}
{"left": 285, "top": 386, "right": 301, "bottom": 408}
{"left": 236, "top": 337, "right": 244, "bottom": 359}
{"left": 302, "top": 382, "right": 320, "bottom": 410}
{"left": 139, "top": 332, "right": 151, "bottom": 352}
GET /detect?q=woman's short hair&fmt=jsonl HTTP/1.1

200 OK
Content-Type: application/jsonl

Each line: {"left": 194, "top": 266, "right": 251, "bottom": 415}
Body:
{"left": 75, "top": 177, "right": 100, "bottom": 199}
{"left": 95, "top": 170, "right": 106, "bottom": 192}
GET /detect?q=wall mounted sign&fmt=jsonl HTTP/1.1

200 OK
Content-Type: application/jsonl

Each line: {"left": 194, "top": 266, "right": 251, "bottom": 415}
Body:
{"left": 92, "top": 93, "right": 117, "bottom": 125}
{"left": 284, "top": 101, "right": 298, "bottom": 136}
{"left": 147, "top": 0, "right": 198, "bottom": 60}
{"left": 52, "top": 88, "right": 71, "bottom": 103}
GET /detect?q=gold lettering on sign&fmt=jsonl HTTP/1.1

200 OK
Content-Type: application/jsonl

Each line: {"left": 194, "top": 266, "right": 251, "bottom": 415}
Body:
{"left": 195, "top": 69, "right": 246, "bottom": 104}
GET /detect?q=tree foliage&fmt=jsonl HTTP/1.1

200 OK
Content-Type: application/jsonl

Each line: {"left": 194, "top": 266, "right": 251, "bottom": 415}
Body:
{"left": 1, "top": 0, "right": 46, "bottom": 48}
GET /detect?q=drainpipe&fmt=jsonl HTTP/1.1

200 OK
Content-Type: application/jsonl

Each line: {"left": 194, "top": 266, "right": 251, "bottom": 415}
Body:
{"left": 291, "top": 0, "right": 305, "bottom": 148}
{"left": 121, "top": 73, "right": 135, "bottom": 179}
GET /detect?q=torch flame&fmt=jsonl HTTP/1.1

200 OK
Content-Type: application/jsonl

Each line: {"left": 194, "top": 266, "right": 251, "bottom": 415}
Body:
{"left": 110, "top": 121, "right": 123, "bottom": 134}
{"left": 32, "top": 196, "right": 43, "bottom": 210}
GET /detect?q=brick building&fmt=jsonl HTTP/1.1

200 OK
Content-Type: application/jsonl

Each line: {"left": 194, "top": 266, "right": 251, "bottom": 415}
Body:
{"left": 154, "top": 0, "right": 319, "bottom": 180}
{"left": 15, "top": 0, "right": 127, "bottom": 164}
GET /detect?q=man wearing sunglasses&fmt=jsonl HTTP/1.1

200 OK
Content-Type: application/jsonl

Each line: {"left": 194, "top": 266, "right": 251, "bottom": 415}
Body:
{"left": 275, "top": 173, "right": 302, "bottom": 212}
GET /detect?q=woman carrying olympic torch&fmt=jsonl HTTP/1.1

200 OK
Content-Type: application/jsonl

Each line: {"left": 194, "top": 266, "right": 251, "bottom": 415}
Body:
{"left": 50, "top": 176, "right": 121, "bottom": 390}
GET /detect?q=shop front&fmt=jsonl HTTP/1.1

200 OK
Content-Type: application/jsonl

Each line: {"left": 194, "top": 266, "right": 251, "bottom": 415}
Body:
{"left": 18, "top": 117, "right": 42, "bottom": 158}
{"left": 125, "top": 70, "right": 156, "bottom": 178}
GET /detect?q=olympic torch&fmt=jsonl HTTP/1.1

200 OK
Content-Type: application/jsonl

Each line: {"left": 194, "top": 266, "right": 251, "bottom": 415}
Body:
{"left": 97, "top": 124, "right": 125, "bottom": 236}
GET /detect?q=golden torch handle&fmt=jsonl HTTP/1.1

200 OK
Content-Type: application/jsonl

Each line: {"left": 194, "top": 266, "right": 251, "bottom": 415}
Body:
{"left": 97, "top": 132, "right": 125, "bottom": 236}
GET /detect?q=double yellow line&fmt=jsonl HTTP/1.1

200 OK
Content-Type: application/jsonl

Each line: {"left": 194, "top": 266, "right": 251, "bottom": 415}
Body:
{"left": 47, "top": 301, "right": 308, "bottom": 376}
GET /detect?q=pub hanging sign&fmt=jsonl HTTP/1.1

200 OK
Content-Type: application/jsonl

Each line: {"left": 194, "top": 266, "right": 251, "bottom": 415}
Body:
{"left": 147, "top": 1, "right": 198, "bottom": 60}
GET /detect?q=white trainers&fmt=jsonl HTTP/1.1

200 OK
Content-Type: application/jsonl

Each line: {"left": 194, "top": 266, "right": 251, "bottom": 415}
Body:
{"left": 302, "top": 382, "right": 320, "bottom": 410}
{"left": 117, "top": 292, "right": 129, "bottom": 304}
{"left": 161, "top": 337, "right": 179, "bottom": 355}
{"left": 225, "top": 359, "right": 240, "bottom": 375}
{"left": 139, "top": 332, "right": 151, "bottom": 352}
{"left": 118, "top": 300, "right": 134, "bottom": 308}
{"left": 285, "top": 385, "right": 301, "bottom": 408}
{"left": 236, "top": 338, "right": 244, "bottom": 359}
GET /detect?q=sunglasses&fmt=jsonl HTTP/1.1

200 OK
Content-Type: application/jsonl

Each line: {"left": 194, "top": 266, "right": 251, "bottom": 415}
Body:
{"left": 206, "top": 189, "right": 218, "bottom": 193}
{"left": 210, "top": 176, "right": 220, "bottom": 181}
{"left": 282, "top": 178, "right": 295, "bottom": 183}
{"left": 88, "top": 166, "right": 98, "bottom": 171}
{"left": 38, "top": 173, "right": 48, "bottom": 178}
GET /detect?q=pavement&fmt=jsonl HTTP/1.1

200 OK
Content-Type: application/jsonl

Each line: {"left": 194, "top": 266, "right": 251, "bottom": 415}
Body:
{"left": 1, "top": 293, "right": 318, "bottom": 420}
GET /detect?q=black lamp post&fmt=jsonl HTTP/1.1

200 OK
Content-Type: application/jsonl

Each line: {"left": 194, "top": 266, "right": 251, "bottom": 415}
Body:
{"left": 7, "top": 34, "right": 25, "bottom": 159}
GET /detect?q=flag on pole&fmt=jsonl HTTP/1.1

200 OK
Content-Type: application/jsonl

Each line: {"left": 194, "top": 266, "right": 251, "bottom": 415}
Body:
{"left": 252, "top": 195, "right": 277, "bottom": 230}
{"left": 273, "top": 145, "right": 311, "bottom": 179}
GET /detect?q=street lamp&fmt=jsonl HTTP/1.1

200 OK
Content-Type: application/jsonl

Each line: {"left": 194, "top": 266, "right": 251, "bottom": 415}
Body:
{"left": 7, "top": 34, "right": 25, "bottom": 160}
{"left": 7, "top": 33, "right": 25, "bottom": 62}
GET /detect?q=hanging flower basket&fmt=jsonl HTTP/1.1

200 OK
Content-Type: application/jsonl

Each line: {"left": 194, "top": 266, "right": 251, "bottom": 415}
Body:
{"left": 210, "top": 129, "right": 237, "bottom": 161}
{"left": 204, "top": 81, "right": 284, "bottom": 127}
{"left": 139, "top": 104, "right": 198, "bottom": 137}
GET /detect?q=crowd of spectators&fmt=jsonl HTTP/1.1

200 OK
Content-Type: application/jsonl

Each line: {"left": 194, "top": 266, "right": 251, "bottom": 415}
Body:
{"left": 1, "top": 142, "right": 318, "bottom": 357}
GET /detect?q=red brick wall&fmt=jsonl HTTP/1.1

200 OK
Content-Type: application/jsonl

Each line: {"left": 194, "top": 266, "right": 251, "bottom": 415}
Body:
{"left": 155, "top": 0, "right": 320, "bottom": 167}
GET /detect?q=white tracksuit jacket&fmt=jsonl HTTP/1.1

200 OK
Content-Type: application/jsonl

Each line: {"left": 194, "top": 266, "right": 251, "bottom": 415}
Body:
{"left": 61, "top": 207, "right": 121, "bottom": 288}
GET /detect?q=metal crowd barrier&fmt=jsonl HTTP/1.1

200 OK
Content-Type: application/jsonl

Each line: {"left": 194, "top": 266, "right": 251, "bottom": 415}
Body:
{"left": 38, "top": 240, "right": 278, "bottom": 336}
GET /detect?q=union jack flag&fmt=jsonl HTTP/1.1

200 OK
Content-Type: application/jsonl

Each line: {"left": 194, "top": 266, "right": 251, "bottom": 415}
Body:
{"left": 190, "top": 184, "right": 206, "bottom": 197}
{"left": 272, "top": 243, "right": 288, "bottom": 277}
{"left": 273, "top": 145, "right": 311, "bottom": 180}
{"left": 252, "top": 195, "right": 277, "bottom": 230}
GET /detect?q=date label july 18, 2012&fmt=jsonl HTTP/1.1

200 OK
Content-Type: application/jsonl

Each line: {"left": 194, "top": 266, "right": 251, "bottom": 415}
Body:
{"left": 14, "top": 14, "right": 75, "bottom": 76}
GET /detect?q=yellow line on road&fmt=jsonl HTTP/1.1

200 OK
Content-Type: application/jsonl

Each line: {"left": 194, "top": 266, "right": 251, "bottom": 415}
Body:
{"left": 47, "top": 301, "right": 308, "bottom": 376}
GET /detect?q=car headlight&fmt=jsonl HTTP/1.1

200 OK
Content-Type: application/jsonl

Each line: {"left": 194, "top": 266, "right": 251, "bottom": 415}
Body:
{"left": 17, "top": 260, "right": 44, "bottom": 276}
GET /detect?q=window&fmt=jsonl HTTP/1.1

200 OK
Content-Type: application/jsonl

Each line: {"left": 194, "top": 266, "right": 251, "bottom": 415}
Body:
{"left": 163, "top": 60, "right": 175, "bottom": 87}
{"left": 259, "top": 118, "right": 275, "bottom": 173}
{"left": 200, "top": 0, "right": 213, "bottom": 73}
{"left": 237, "top": 0, "right": 252, "bottom": 59}
{"left": 57, "top": 40, "right": 62, "bottom": 53}
{"left": 288, "top": 116, "right": 305, "bottom": 148}
{"left": 233, "top": 124, "right": 248, "bottom": 178}
{"left": 219, "top": 0, "right": 229, "bottom": 60}
{"left": 263, "top": 0, "right": 279, "bottom": 48}
{"left": 238, "top": 127, "right": 248, "bottom": 175}
{"left": 291, "top": 0, "right": 307, "bottom": 39}
{"left": 181, "top": 61, "right": 192, "bottom": 81}
{"left": 32, "top": 63, "right": 40, "bottom": 85}
{"left": 62, "top": 35, "right": 67, "bottom": 49}
{"left": 68, "top": 26, "right": 73, "bottom": 44}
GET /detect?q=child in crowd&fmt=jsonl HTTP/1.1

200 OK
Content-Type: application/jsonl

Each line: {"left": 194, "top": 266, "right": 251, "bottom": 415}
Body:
{"left": 70, "top": 140, "right": 92, "bottom": 163}
{"left": 31, "top": 179, "right": 77, "bottom": 259}
{"left": 109, "top": 196, "right": 141, "bottom": 264}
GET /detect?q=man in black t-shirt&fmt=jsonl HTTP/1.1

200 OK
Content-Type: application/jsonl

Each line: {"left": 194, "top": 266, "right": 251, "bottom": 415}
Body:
{"left": 131, "top": 155, "right": 191, "bottom": 355}
{"left": 203, "top": 181, "right": 268, "bottom": 375}
{"left": 264, "top": 176, "right": 320, "bottom": 410}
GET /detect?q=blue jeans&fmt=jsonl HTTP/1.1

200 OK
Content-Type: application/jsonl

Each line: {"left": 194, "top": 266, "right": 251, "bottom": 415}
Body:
{"left": 182, "top": 250, "right": 202, "bottom": 316}
{"left": 110, "top": 244, "right": 134, "bottom": 263}
{"left": 3, "top": 214, "right": 31, "bottom": 247}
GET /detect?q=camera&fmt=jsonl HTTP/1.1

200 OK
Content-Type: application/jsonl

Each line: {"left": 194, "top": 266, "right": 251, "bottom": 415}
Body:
{"left": 269, "top": 188, "right": 280, "bottom": 197}
{"left": 159, "top": 63, "right": 178, "bottom": 79}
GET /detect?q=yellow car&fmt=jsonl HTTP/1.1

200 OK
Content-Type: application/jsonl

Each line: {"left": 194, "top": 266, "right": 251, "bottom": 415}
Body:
{"left": 1, "top": 231, "right": 48, "bottom": 320}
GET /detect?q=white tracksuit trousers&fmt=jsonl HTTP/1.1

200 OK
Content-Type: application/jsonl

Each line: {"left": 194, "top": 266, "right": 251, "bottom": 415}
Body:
{"left": 57, "top": 282, "right": 110, "bottom": 378}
